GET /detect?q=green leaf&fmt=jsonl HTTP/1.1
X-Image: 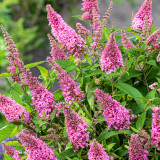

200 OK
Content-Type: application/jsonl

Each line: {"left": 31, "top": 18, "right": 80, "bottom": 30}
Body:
{"left": 106, "top": 143, "right": 116, "bottom": 151}
{"left": 114, "top": 83, "right": 145, "bottom": 111}
{"left": 146, "top": 89, "right": 156, "bottom": 99}
{"left": 37, "top": 66, "right": 48, "bottom": 80}
{"left": 32, "top": 117, "right": 47, "bottom": 125}
{"left": 136, "top": 112, "right": 146, "bottom": 131}
{"left": 55, "top": 60, "right": 75, "bottom": 71}
{"left": 0, "top": 125, "right": 16, "bottom": 142}
{"left": 7, "top": 141, "right": 21, "bottom": 147}
{"left": 25, "top": 61, "right": 45, "bottom": 69}
{"left": 9, "top": 126, "right": 18, "bottom": 138}
{"left": 10, "top": 90, "right": 22, "bottom": 105}
{"left": 50, "top": 109, "right": 57, "bottom": 121}
{"left": 3, "top": 153, "right": 15, "bottom": 160}
{"left": 58, "top": 148, "right": 77, "bottom": 160}
{"left": 147, "top": 60, "right": 157, "bottom": 67}
{"left": 85, "top": 69, "right": 103, "bottom": 77}
{"left": 153, "top": 98, "right": 160, "bottom": 105}
{"left": 0, "top": 72, "right": 11, "bottom": 78}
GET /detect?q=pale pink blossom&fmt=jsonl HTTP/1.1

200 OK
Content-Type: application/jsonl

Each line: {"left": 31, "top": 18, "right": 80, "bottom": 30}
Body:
{"left": 149, "top": 82, "right": 158, "bottom": 90}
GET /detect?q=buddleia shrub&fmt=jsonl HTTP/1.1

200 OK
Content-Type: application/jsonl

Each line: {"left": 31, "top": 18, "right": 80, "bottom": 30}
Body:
{"left": 1, "top": 0, "right": 160, "bottom": 159}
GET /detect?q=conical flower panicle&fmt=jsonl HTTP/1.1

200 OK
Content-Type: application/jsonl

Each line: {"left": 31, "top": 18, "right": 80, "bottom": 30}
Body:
{"left": 1, "top": 25, "right": 26, "bottom": 83}
{"left": 146, "top": 28, "right": 160, "bottom": 45}
{"left": 2, "top": 142, "right": 22, "bottom": 160}
{"left": 88, "top": 139, "right": 113, "bottom": 160}
{"left": 90, "top": 8, "right": 105, "bottom": 49}
{"left": 17, "top": 130, "right": 57, "bottom": 160}
{"left": 46, "top": 4, "right": 85, "bottom": 58}
{"left": 132, "top": 0, "right": 153, "bottom": 30}
{"left": 0, "top": 94, "right": 31, "bottom": 123}
{"left": 63, "top": 105, "right": 90, "bottom": 151}
{"left": 94, "top": 89, "right": 137, "bottom": 130}
{"left": 47, "top": 57, "right": 84, "bottom": 105}
{"left": 48, "top": 34, "right": 68, "bottom": 60}
{"left": 81, "top": 0, "right": 99, "bottom": 20}
{"left": 129, "top": 134, "right": 149, "bottom": 160}
{"left": 121, "top": 29, "right": 135, "bottom": 49}
{"left": 151, "top": 106, "right": 160, "bottom": 150}
{"left": 1, "top": 25, "right": 57, "bottom": 119}
{"left": 76, "top": 22, "right": 90, "bottom": 37}
{"left": 100, "top": 32, "right": 124, "bottom": 74}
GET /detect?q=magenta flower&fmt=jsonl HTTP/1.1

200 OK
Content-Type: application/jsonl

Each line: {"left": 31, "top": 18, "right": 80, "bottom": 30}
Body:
{"left": 129, "top": 134, "right": 149, "bottom": 160}
{"left": 46, "top": 4, "right": 85, "bottom": 58}
{"left": 81, "top": 0, "right": 99, "bottom": 20}
{"left": 17, "top": 130, "right": 57, "bottom": 160}
{"left": 48, "top": 34, "right": 68, "bottom": 60}
{"left": 63, "top": 105, "right": 90, "bottom": 151}
{"left": 76, "top": 23, "right": 90, "bottom": 37}
{"left": 47, "top": 57, "right": 84, "bottom": 105}
{"left": 1, "top": 25, "right": 57, "bottom": 119}
{"left": 0, "top": 94, "right": 31, "bottom": 123}
{"left": 146, "top": 28, "right": 160, "bottom": 45}
{"left": 94, "top": 89, "right": 136, "bottom": 130}
{"left": 132, "top": 0, "right": 153, "bottom": 30}
{"left": 151, "top": 106, "right": 160, "bottom": 150}
{"left": 2, "top": 142, "right": 22, "bottom": 160}
{"left": 90, "top": 8, "right": 104, "bottom": 49}
{"left": 121, "top": 29, "right": 135, "bottom": 49}
{"left": 100, "top": 32, "right": 124, "bottom": 74}
{"left": 88, "top": 139, "right": 113, "bottom": 160}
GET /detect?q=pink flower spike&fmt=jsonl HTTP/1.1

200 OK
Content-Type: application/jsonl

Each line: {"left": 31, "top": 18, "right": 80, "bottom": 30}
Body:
{"left": 63, "top": 105, "right": 90, "bottom": 151}
{"left": 76, "top": 23, "right": 90, "bottom": 37}
{"left": 48, "top": 34, "right": 68, "bottom": 60}
{"left": 88, "top": 139, "right": 113, "bottom": 160}
{"left": 146, "top": 28, "right": 160, "bottom": 45}
{"left": 132, "top": 0, "right": 153, "bottom": 31}
{"left": 149, "top": 82, "right": 158, "bottom": 90}
{"left": 47, "top": 57, "right": 84, "bottom": 105}
{"left": 0, "top": 94, "right": 31, "bottom": 123}
{"left": 81, "top": 0, "right": 99, "bottom": 20}
{"left": 121, "top": 29, "right": 135, "bottom": 49}
{"left": 129, "top": 134, "right": 149, "bottom": 160}
{"left": 46, "top": 4, "right": 85, "bottom": 58}
{"left": 100, "top": 32, "right": 124, "bottom": 74}
{"left": 2, "top": 142, "right": 22, "bottom": 160}
{"left": 94, "top": 89, "right": 136, "bottom": 130}
{"left": 17, "top": 130, "right": 57, "bottom": 160}
{"left": 151, "top": 106, "right": 160, "bottom": 150}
